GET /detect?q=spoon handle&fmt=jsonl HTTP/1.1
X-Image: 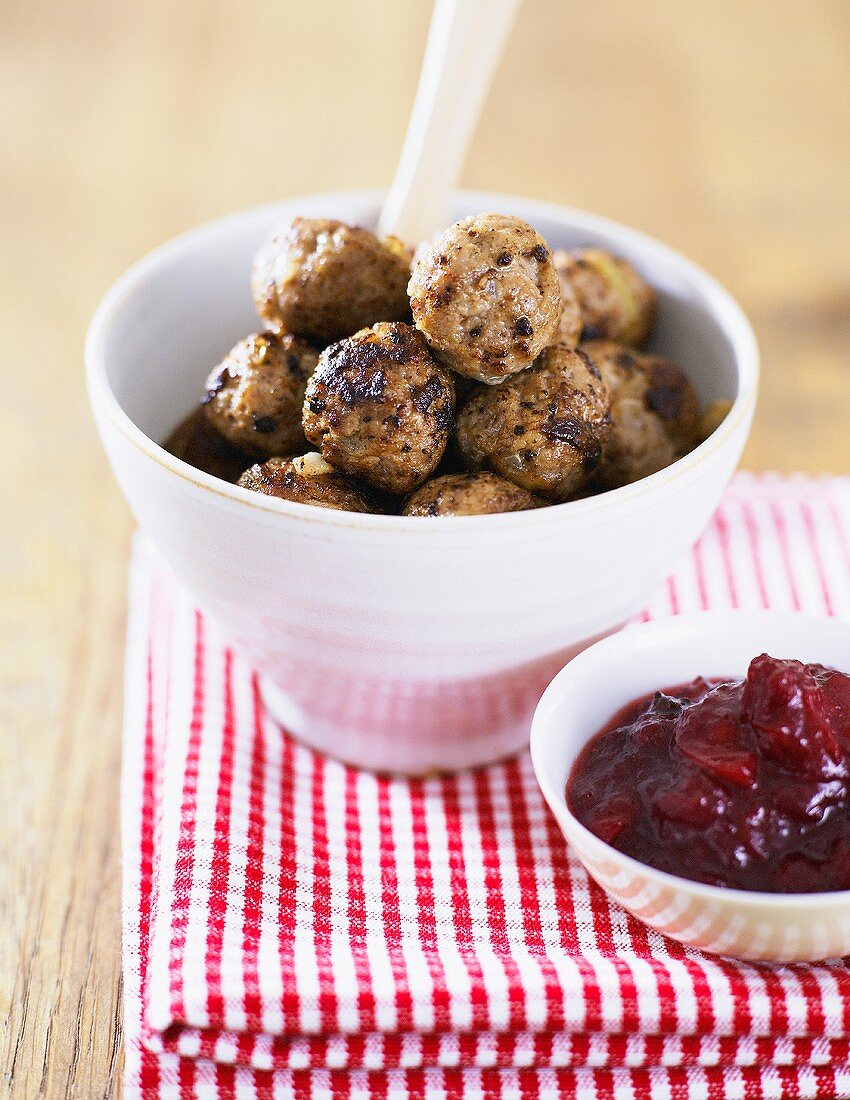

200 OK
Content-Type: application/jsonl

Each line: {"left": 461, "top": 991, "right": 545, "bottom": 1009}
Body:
{"left": 378, "top": 0, "right": 520, "bottom": 244}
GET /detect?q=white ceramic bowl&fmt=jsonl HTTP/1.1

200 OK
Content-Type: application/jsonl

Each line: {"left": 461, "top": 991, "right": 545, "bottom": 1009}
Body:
{"left": 530, "top": 611, "right": 850, "bottom": 962}
{"left": 86, "top": 190, "right": 758, "bottom": 773}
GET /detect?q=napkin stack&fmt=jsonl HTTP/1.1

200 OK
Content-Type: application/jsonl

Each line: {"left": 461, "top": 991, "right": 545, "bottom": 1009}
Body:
{"left": 122, "top": 474, "right": 850, "bottom": 1099}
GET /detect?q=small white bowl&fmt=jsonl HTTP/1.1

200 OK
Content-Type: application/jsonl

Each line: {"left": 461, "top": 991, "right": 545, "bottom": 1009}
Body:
{"left": 86, "top": 190, "right": 758, "bottom": 774}
{"left": 530, "top": 611, "right": 850, "bottom": 962}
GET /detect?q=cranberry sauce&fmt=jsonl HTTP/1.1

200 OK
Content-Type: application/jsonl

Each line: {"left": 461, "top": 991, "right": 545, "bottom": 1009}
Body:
{"left": 567, "top": 655, "right": 850, "bottom": 893}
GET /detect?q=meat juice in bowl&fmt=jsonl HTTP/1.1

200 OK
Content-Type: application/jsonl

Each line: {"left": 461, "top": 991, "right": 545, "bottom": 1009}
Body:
{"left": 86, "top": 190, "right": 758, "bottom": 773}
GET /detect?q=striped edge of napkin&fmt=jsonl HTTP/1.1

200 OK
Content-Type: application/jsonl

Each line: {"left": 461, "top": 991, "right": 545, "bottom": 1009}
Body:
{"left": 122, "top": 473, "right": 850, "bottom": 1099}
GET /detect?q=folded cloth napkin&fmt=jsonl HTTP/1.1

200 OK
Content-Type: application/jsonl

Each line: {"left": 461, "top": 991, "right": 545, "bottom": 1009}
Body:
{"left": 122, "top": 473, "right": 850, "bottom": 1100}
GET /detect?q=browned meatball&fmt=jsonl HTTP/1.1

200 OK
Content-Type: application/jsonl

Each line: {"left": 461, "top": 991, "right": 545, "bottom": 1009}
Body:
{"left": 596, "top": 397, "right": 677, "bottom": 489}
{"left": 202, "top": 331, "right": 319, "bottom": 458}
{"left": 697, "top": 399, "right": 733, "bottom": 443}
{"left": 640, "top": 354, "right": 701, "bottom": 452}
{"left": 585, "top": 340, "right": 700, "bottom": 450}
{"left": 238, "top": 453, "right": 374, "bottom": 512}
{"left": 455, "top": 345, "right": 611, "bottom": 500}
{"left": 403, "top": 472, "right": 543, "bottom": 517}
{"left": 251, "top": 218, "right": 411, "bottom": 343}
{"left": 163, "top": 407, "right": 253, "bottom": 483}
{"left": 302, "top": 322, "right": 455, "bottom": 494}
{"left": 583, "top": 339, "right": 700, "bottom": 487}
{"left": 554, "top": 263, "right": 583, "bottom": 348}
{"left": 554, "top": 248, "right": 657, "bottom": 347}
{"left": 408, "top": 213, "right": 563, "bottom": 384}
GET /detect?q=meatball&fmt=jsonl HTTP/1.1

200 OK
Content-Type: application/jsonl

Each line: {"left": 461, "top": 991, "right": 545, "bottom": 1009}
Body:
{"left": 554, "top": 263, "right": 583, "bottom": 348}
{"left": 697, "top": 399, "right": 733, "bottom": 443}
{"left": 640, "top": 353, "right": 700, "bottom": 451}
{"left": 554, "top": 248, "right": 657, "bottom": 347}
{"left": 455, "top": 345, "right": 611, "bottom": 500}
{"left": 596, "top": 396, "right": 677, "bottom": 488}
{"left": 238, "top": 453, "right": 373, "bottom": 512}
{"left": 163, "top": 407, "right": 253, "bottom": 484}
{"left": 585, "top": 340, "right": 700, "bottom": 450}
{"left": 408, "top": 213, "right": 563, "bottom": 384}
{"left": 251, "top": 218, "right": 411, "bottom": 343}
{"left": 583, "top": 339, "right": 700, "bottom": 488}
{"left": 403, "top": 472, "right": 542, "bottom": 517}
{"left": 203, "top": 331, "right": 319, "bottom": 458}
{"left": 302, "top": 321, "right": 455, "bottom": 494}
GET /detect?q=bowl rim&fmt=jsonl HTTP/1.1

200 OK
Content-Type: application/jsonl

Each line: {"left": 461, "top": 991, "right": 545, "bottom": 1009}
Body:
{"left": 85, "top": 188, "right": 759, "bottom": 532}
{"left": 530, "top": 609, "right": 850, "bottom": 909}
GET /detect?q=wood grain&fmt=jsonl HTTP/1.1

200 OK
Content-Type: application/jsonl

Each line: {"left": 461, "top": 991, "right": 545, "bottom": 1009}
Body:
{"left": 3, "top": 1, "right": 849, "bottom": 1094}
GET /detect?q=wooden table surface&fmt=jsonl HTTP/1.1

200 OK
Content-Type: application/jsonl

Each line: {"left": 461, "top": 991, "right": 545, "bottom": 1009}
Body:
{"left": 3, "top": 1, "right": 849, "bottom": 1094}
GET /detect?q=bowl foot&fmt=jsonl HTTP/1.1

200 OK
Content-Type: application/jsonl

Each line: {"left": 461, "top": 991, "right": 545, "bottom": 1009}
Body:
{"left": 258, "top": 634, "right": 614, "bottom": 774}
{"left": 260, "top": 676, "right": 535, "bottom": 773}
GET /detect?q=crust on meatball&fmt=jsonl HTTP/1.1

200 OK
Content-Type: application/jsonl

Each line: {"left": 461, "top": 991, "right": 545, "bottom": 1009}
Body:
{"left": 163, "top": 407, "right": 253, "bottom": 483}
{"left": 403, "top": 472, "right": 543, "bottom": 517}
{"left": 237, "top": 453, "right": 374, "bottom": 512}
{"left": 583, "top": 339, "right": 700, "bottom": 487}
{"left": 251, "top": 218, "right": 411, "bottom": 343}
{"left": 554, "top": 248, "right": 657, "bottom": 347}
{"left": 202, "top": 331, "right": 319, "bottom": 458}
{"left": 302, "top": 321, "right": 455, "bottom": 494}
{"left": 408, "top": 213, "right": 563, "bottom": 383}
{"left": 455, "top": 345, "right": 611, "bottom": 500}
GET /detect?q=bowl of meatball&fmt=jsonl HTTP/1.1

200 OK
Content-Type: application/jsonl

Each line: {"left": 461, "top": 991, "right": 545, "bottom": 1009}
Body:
{"left": 86, "top": 190, "right": 758, "bottom": 773}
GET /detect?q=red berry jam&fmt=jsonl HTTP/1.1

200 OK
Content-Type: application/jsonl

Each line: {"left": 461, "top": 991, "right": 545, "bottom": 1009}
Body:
{"left": 567, "top": 655, "right": 850, "bottom": 893}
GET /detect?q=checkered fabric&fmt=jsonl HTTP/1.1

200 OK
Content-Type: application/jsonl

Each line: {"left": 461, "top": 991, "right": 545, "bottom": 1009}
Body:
{"left": 122, "top": 474, "right": 850, "bottom": 1099}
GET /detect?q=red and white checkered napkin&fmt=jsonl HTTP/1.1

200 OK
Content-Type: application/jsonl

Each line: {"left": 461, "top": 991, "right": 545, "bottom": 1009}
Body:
{"left": 122, "top": 474, "right": 850, "bottom": 1100}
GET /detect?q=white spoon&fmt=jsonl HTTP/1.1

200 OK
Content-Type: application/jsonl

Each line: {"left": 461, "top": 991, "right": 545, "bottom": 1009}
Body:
{"left": 377, "top": 0, "right": 521, "bottom": 245}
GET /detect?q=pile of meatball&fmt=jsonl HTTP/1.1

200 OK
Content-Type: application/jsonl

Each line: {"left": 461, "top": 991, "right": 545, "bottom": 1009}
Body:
{"left": 166, "top": 213, "right": 728, "bottom": 517}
